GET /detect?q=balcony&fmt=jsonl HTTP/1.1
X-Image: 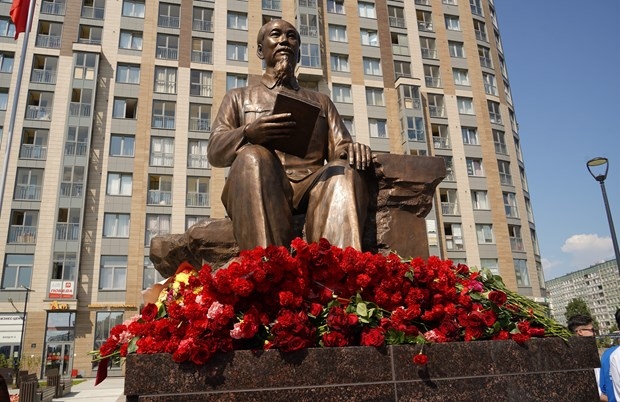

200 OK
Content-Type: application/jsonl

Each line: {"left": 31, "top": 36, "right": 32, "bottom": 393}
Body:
{"left": 35, "top": 35, "right": 61, "bottom": 49}
{"left": 406, "top": 129, "right": 425, "bottom": 142}
{"left": 31, "top": 69, "right": 56, "bottom": 84}
{"left": 389, "top": 16, "right": 406, "bottom": 29}
{"left": 425, "top": 76, "right": 441, "bottom": 88}
{"left": 20, "top": 144, "right": 47, "bottom": 160}
{"left": 81, "top": 5, "right": 104, "bottom": 19}
{"left": 262, "top": 0, "right": 281, "bottom": 11}
{"left": 428, "top": 106, "right": 445, "bottom": 118}
{"left": 8, "top": 226, "right": 37, "bottom": 244}
{"left": 190, "top": 84, "right": 212, "bottom": 97}
{"left": 65, "top": 142, "right": 88, "bottom": 156}
{"left": 441, "top": 202, "right": 459, "bottom": 216}
{"left": 392, "top": 44, "right": 410, "bottom": 56}
{"left": 158, "top": 15, "right": 180, "bottom": 29}
{"left": 14, "top": 184, "right": 42, "bottom": 201}
{"left": 189, "top": 118, "right": 211, "bottom": 132}
{"left": 41, "top": 1, "right": 65, "bottom": 15}
{"left": 26, "top": 106, "right": 52, "bottom": 120}
{"left": 60, "top": 182, "right": 83, "bottom": 197}
{"left": 69, "top": 102, "right": 92, "bottom": 117}
{"left": 510, "top": 237, "right": 524, "bottom": 252}
{"left": 156, "top": 47, "right": 179, "bottom": 60}
{"left": 191, "top": 51, "right": 212, "bottom": 64}
{"left": 78, "top": 37, "right": 102, "bottom": 45}
{"left": 421, "top": 48, "right": 437, "bottom": 59}
{"left": 402, "top": 97, "right": 421, "bottom": 110}
{"left": 192, "top": 19, "right": 213, "bottom": 32}
{"left": 433, "top": 137, "right": 450, "bottom": 149}
{"left": 299, "top": 25, "right": 318, "bottom": 38}
{"left": 188, "top": 155, "right": 209, "bottom": 169}
{"left": 499, "top": 173, "right": 513, "bottom": 186}
{"left": 152, "top": 116, "right": 175, "bottom": 129}
{"left": 148, "top": 190, "right": 172, "bottom": 205}
{"left": 417, "top": 21, "right": 433, "bottom": 32}
{"left": 56, "top": 223, "right": 80, "bottom": 241}
{"left": 187, "top": 192, "right": 209, "bottom": 207}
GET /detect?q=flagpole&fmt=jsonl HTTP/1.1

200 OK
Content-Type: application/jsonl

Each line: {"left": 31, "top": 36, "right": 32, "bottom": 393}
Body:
{"left": 0, "top": 0, "right": 36, "bottom": 214}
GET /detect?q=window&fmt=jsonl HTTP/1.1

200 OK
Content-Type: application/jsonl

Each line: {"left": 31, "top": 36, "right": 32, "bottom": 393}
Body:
{"left": 478, "top": 45, "right": 492, "bottom": 68}
{"left": 55, "top": 207, "right": 80, "bottom": 240}
{"left": 443, "top": 156, "right": 455, "bottom": 181}
{"left": 525, "top": 198, "right": 534, "bottom": 222}
{"left": 0, "top": 52, "right": 14, "bottom": 73}
{"left": 394, "top": 61, "right": 412, "bottom": 79}
{"left": 107, "top": 173, "right": 132, "bottom": 196}
{"left": 388, "top": 6, "right": 405, "bottom": 28}
{"left": 398, "top": 85, "right": 420, "bottom": 110}
{"left": 444, "top": 15, "right": 460, "bottom": 30}
{"left": 110, "top": 135, "right": 134, "bottom": 157}
{"left": 154, "top": 66, "right": 177, "bottom": 94}
{"left": 103, "top": 214, "right": 130, "bottom": 238}
{"left": 143, "top": 257, "right": 164, "bottom": 290}
{"left": 420, "top": 37, "right": 437, "bottom": 59}
{"left": 146, "top": 214, "right": 171, "bottom": 246}
{"left": 226, "top": 74, "right": 247, "bottom": 91}
{"left": 226, "top": 11, "right": 248, "bottom": 31}
{"left": 0, "top": 18, "right": 16, "bottom": 38}
{"left": 36, "top": 21, "right": 62, "bottom": 48}
{"left": 330, "top": 54, "right": 349, "bottom": 72}
{"left": 457, "top": 97, "right": 474, "bottom": 115}
{"left": 488, "top": 101, "right": 502, "bottom": 124}
{"left": 470, "top": 0, "right": 483, "bottom": 16}
{"left": 332, "top": 84, "right": 352, "bottom": 103}
{"left": 157, "top": 3, "right": 180, "bottom": 28}
{"left": 427, "top": 94, "right": 445, "bottom": 118}
{"left": 148, "top": 175, "right": 172, "bottom": 205}
{"left": 531, "top": 229, "right": 540, "bottom": 256}
{"left": 444, "top": 223, "right": 463, "bottom": 251}
{"left": 365, "top": 87, "right": 384, "bottom": 106}
{"left": 498, "top": 160, "right": 512, "bottom": 185}
{"left": 116, "top": 64, "right": 140, "bottom": 84}
{"left": 328, "top": 24, "right": 347, "bottom": 42}
{"left": 417, "top": 10, "right": 433, "bottom": 31}
{"left": 476, "top": 224, "right": 494, "bottom": 244}
{"left": 471, "top": 190, "right": 489, "bottom": 210}
{"left": 81, "top": 0, "right": 104, "bottom": 19}
{"left": 112, "top": 98, "right": 137, "bottom": 119}
{"left": 122, "top": 0, "right": 144, "bottom": 17}
{"left": 327, "top": 0, "right": 345, "bottom": 14}
{"left": 461, "top": 127, "right": 478, "bottom": 145}
{"left": 363, "top": 57, "right": 381, "bottom": 75}
{"left": 369, "top": 119, "right": 388, "bottom": 138}
{"left": 466, "top": 158, "right": 484, "bottom": 176}
{"left": 60, "top": 166, "right": 84, "bottom": 197}
{"left": 262, "top": 0, "right": 280, "bottom": 10}
{"left": 443, "top": 0, "right": 457, "bottom": 4}
{"left": 300, "top": 44, "right": 320, "bottom": 67}
{"left": 299, "top": 13, "right": 318, "bottom": 37}
{"left": 150, "top": 137, "right": 174, "bottom": 166}
{"left": 187, "top": 177, "right": 209, "bottom": 207}
{"left": 431, "top": 124, "right": 448, "bottom": 148}
{"left": 342, "top": 117, "right": 354, "bottom": 137}
{"left": 480, "top": 259, "right": 499, "bottom": 276}
{"left": 2, "top": 255, "right": 33, "bottom": 289}
{"left": 360, "top": 29, "right": 378, "bottom": 46}
{"left": 156, "top": 34, "right": 179, "bottom": 60}
{"left": 493, "top": 129, "right": 507, "bottom": 154}
{"left": 189, "top": 104, "right": 211, "bottom": 132}
{"left": 52, "top": 252, "right": 77, "bottom": 282}
{"left": 188, "top": 139, "right": 209, "bottom": 169}
{"left": 448, "top": 41, "right": 465, "bottom": 58}
{"left": 78, "top": 24, "right": 102, "bottom": 44}
{"left": 190, "top": 70, "right": 212, "bottom": 97}
{"left": 226, "top": 41, "right": 248, "bottom": 62}
{"left": 424, "top": 65, "right": 441, "bottom": 87}
{"left": 186, "top": 215, "right": 208, "bottom": 230}
{"left": 483, "top": 72, "right": 497, "bottom": 95}
{"left": 152, "top": 101, "right": 176, "bottom": 129}
{"left": 514, "top": 259, "right": 530, "bottom": 287}
{"left": 99, "top": 256, "right": 127, "bottom": 290}
{"left": 0, "top": 90, "right": 7, "bottom": 111}
{"left": 391, "top": 32, "right": 409, "bottom": 56}
{"left": 8, "top": 210, "right": 38, "bottom": 243}
{"left": 93, "top": 312, "right": 124, "bottom": 367}
{"left": 405, "top": 117, "right": 425, "bottom": 142}
{"left": 32, "top": 55, "right": 58, "bottom": 83}
{"left": 509, "top": 225, "right": 524, "bottom": 252}
{"left": 14, "top": 168, "right": 43, "bottom": 201}
{"left": 503, "top": 192, "right": 518, "bottom": 218}
{"left": 119, "top": 30, "right": 142, "bottom": 50}
{"left": 453, "top": 68, "right": 469, "bottom": 86}
{"left": 358, "top": 2, "right": 376, "bottom": 18}
{"left": 520, "top": 166, "right": 528, "bottom": 192}
{"left": 193, "top": 7, "right": 213, "bottom": 32}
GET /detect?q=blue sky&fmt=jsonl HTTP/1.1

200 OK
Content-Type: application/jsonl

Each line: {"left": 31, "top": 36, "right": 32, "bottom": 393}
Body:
{"left": 495, "top": 1, "right": 620, "bottom": 280}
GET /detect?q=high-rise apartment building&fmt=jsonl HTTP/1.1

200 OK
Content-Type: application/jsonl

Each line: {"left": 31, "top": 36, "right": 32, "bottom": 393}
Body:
{"left": 546, "top": 259, "right": 620, "bottom": 334}
{"left": 0, "top": 0, "right": 544, "bottom": 376}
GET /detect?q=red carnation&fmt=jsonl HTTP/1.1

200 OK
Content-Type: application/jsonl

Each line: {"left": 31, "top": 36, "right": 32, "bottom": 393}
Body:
{"left": 141, "top": 303, "right": 158, "bottom": 322}
{"left": 412, "top": 353, "right": 428, "bottom": 366}
{"left": 488, "top": 290, "right": 507, "bottom": 305}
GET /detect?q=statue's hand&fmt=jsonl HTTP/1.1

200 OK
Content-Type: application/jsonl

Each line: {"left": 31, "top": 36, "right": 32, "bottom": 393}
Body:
{"left": 342, "top": 142, "right": 373, "bottom": 171}
{"left": 243, "top": 113, "right": 296, "bottom": 145}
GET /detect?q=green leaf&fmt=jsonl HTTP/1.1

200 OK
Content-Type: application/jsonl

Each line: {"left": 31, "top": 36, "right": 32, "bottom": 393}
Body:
{"left": 357, "top": 303, "right": 368, "bottom": 317}
{"left": 405, "top": 270, "right": 414, "bottom": 282}
{"left": 127, "top": 336, "right": 139, "bottom": 354}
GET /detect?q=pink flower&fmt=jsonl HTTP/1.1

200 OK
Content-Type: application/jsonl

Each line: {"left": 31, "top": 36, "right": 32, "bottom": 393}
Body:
{"left": 207, "top": 301, "right": 224, "bottom": 319}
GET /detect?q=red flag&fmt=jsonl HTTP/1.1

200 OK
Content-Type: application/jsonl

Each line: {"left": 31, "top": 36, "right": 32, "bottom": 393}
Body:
{"left": 9, "top": 0, "right": 31, "bottom": 39}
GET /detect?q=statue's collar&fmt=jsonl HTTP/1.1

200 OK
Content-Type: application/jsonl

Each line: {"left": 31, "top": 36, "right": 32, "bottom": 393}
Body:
{"left": 261, "top": 73, "right": 300, "bottom": 91}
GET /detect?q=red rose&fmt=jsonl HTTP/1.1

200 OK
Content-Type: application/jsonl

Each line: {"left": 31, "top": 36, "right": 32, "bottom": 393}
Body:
{"left": 141, "top": 303, "right": 158, "bottom": 322}
{"left": 493, "top": 330, "right": 510, "bottom": 340}
{"left": 511, "top": 333, "right": 530, "bottom": 345}
{"left": 322, "top": 331, "right": 348, "bottom": 347}
{"left": 488, "top": 290, "right": 507, "bottom": 305}
{"left": 412, "top": 353, "right": 428, "bottom": 366}
{"left": 309, "top": 303, "right": 323, "bottom": 317}
{"left": 360, "top": 327, "right": 385, "bottom": 347}
{"left": 528, "top": 327, "right": 545, "bottom": 337}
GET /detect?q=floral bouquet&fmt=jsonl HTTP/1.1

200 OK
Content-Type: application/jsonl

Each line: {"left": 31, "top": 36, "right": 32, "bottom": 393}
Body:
{"left": 91, "top": 238, "right": 569, "bottom": 383}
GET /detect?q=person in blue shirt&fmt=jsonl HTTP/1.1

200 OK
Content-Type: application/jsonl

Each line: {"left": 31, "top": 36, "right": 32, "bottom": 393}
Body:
{"left": 600, "top": 309, "right": 620, "bottom": 402}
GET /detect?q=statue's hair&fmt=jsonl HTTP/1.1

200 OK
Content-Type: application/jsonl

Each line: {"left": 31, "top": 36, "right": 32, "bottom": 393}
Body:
{"left": 256, "top": 19, "right": 301, "bottom": 47}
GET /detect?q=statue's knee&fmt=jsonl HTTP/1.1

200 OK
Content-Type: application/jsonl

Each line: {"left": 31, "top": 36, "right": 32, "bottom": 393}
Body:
{"left": 234, "top": 145, "right": 276, "bottom": 167}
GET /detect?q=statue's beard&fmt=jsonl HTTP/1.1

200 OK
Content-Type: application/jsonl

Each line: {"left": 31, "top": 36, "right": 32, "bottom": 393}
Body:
{"left": 273, "top": 54, "right": 295, "bottom": 85}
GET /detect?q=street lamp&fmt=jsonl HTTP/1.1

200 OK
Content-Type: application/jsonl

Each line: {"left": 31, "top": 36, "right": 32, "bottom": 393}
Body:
{"left": 587, "top": 157, "right": 620, "bottom": 276}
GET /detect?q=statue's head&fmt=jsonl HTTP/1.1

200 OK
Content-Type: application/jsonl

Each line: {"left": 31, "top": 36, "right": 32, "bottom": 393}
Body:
{"left": 256, "top": 19, "right": 301, "bottom": 70}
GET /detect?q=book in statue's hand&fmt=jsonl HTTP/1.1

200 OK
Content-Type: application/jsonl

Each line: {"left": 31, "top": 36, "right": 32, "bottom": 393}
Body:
{"left": 268, "top": 92, "right": 321, "bottom": 158}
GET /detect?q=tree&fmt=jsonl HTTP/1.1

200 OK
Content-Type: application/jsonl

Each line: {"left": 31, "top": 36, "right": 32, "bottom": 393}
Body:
{"left": 565, "top": 298, "right": 592, "bottom": 321}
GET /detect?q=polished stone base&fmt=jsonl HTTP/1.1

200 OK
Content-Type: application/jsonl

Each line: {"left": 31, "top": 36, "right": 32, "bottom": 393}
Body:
{"left": 124, "top": 337, "right": 599, "bottom": 402}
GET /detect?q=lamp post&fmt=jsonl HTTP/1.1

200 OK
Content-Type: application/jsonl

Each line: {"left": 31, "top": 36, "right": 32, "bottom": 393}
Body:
{"left": 587, "top": 157, "right": 620, "bottom": 276}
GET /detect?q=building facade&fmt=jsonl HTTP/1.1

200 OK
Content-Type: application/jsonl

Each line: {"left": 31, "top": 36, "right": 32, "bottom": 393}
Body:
{"left": 0, "top": 0, "right": 544, "bottom": 376}
{"left": 546, "top": 259, "right": 620, "bottom": 334}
